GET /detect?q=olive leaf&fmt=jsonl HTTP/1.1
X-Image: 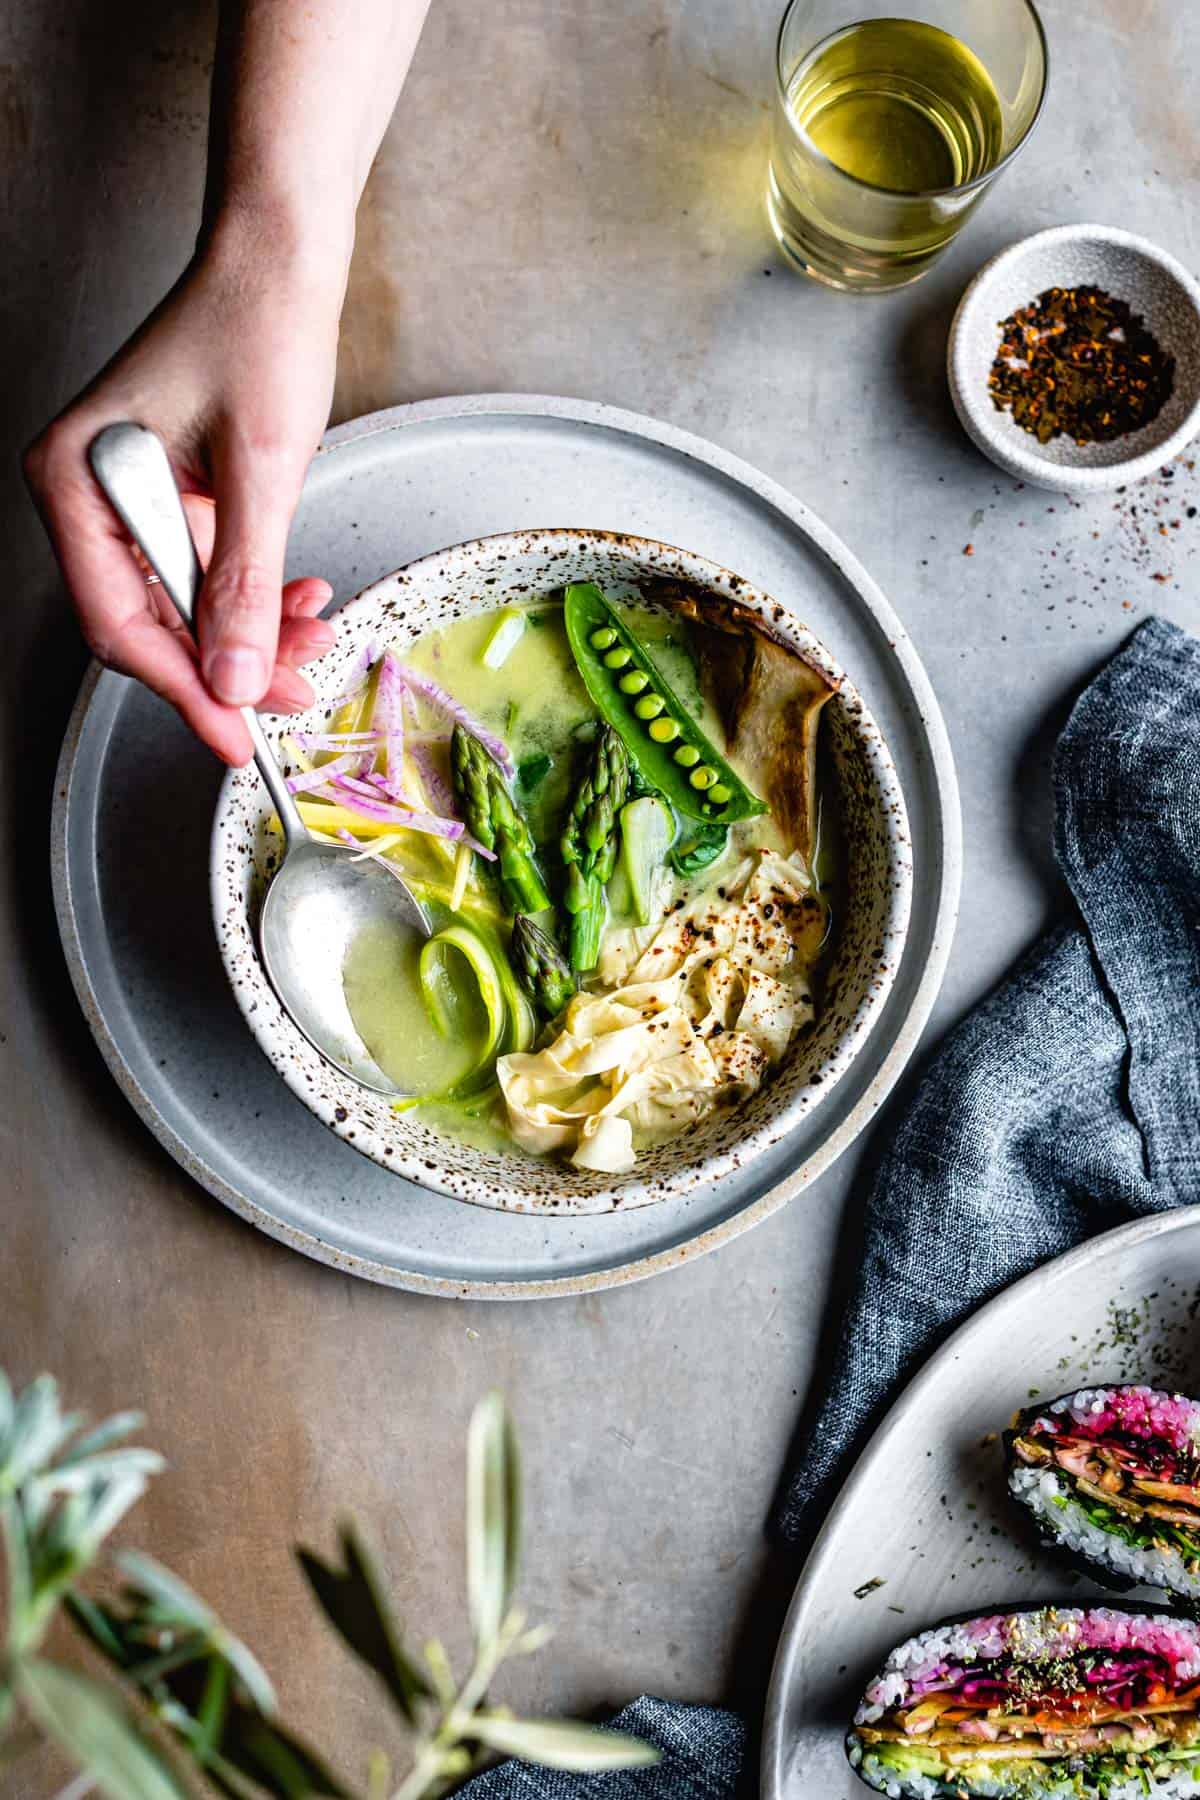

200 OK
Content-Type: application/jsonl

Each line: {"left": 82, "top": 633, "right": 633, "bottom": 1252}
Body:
{"left": 297, "top": 1523, "right": 430, "bottom": 1724}
{"left": 17, "top": 1659, "right": 187, "bottom": 1800}
{"left": 118, "top": 1552, "right": 276, "bottom": 1718}
{"left": 466, "top": 1391, "right": 521, "bottom": 1649}
{"left": 67, "top": 1592, "right": 140, "bottom": 1667}
{"left": 57, "top": 1411, "right": 148, "bottom": 1465}
{"left": 71, "top": 1587, "right": 349, "bottom": 1800}
{"left": 1, "top": 1376, "right": 82, "bottom": 1492}
{"left": 469, "top": 1714, "right": 660, "bottom": 1771}
{"left": 185, "top": 1703, "right": 352, "bottom": 1800}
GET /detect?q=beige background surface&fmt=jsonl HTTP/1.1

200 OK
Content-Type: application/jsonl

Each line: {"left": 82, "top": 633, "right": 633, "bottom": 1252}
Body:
{"left": 3, "top": 0, "right": 1199, "bottom": 1791}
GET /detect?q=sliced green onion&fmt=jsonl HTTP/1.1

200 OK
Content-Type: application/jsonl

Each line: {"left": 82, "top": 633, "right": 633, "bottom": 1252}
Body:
{"left": 481, "top": 608, "right": 527, "bottom": 670}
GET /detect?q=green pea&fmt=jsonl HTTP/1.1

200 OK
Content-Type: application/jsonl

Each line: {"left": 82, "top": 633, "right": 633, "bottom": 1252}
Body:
{"left": 590, "top": 627, "right": 617, "bottom": 650}
{"left": 708, "top": 783, "right": 732, "bottom": 805}
{"left": 603, "top": 646, "right": 632, "bottom": 670}
{"left": 648, "top": 716, "right": 679, "bottom": 744}
{"left": 618, "top": 670, "right": 649, "bottom": 695}
{"left": 689, "top": 765, "right": 717, "bottom": 790}
{"left": 633, "top": 694, "right": 665, "bottom": 720}
{"left": 673, "top": 744, "right": 700, "bottom": 767}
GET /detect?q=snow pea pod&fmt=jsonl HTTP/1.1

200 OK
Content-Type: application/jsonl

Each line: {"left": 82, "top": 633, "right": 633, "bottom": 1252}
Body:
{"left": 562, "top": 584, "right": 767, "bottom": 825}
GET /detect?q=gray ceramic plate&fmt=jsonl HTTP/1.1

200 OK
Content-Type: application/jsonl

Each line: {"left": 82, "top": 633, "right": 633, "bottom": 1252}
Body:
{"left": 51, "top": 394, "right": 960, "bottom": 1298}
{"left": 761, "top": 1207, "right": 1200, "bottom": 1798}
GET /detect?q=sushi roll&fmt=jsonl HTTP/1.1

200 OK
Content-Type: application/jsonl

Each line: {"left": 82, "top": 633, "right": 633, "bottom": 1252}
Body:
{"left": 1007, "top": 1387, "right": 1200, "bottom": 1604}
{"left": 847, "top": 1605, "right": 1200, "bottom": 1799}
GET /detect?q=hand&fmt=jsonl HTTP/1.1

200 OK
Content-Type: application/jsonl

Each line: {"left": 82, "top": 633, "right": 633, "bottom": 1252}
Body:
{"left": 24, "top": 219, "right": 346, "bottom": 765}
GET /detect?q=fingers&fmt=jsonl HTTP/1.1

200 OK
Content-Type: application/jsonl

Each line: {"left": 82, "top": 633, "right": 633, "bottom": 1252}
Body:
{"left": 283, "top": 576, "right": 333, "bottom": 621}
{"left": 107, "top": 616, "right": 261, "bottom": 766}
{"left": 196, "top": 430, "right": 310, "bottom": 708}
{"left": 26, "top": 421, "right": 334, "bottom": 764}
{"left": 24, "top": 427, "right": 254, "bottom": 763}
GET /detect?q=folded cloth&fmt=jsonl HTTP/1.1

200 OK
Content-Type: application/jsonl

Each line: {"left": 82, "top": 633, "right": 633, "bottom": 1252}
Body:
{"left": 777, "top": 616, "right": 1200, "bottom": 1544}
{"left": 459, "top": 1698, "right": 745, "bottom": 1800}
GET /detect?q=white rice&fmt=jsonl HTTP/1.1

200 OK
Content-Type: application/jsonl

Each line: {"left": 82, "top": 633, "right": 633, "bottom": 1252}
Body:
{"left": 853, "top": 1746, "right": 1200, "bottom": 1800}
{"left": 1009, "top": 1463, "right": 1200, "bottom": 1601}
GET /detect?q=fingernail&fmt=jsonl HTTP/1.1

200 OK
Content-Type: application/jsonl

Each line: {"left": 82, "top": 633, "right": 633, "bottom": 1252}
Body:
{"left": 207, "top": 647, "right": 268, "bottom": 705}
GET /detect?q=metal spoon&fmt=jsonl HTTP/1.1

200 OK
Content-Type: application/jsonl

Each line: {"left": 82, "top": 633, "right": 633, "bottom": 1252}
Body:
{"left": 88, "top": 421, "right": 429, "bottom": 1097}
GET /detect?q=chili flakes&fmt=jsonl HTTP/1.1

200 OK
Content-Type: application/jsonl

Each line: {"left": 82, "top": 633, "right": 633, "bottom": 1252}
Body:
{"left": 988, "top": 285, "right": 1175, "bottom": 447}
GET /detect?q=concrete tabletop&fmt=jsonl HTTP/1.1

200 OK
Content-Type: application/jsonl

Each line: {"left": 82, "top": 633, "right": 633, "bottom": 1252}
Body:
{"left": 3, "top": 0, "right": 1197, "bottom": 1787}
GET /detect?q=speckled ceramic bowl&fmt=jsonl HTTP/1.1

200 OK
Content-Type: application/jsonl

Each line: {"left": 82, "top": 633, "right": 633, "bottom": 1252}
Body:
{"left": 211, "top": 530, "right": 911, "bottom": 1215}
{"left": 948, "top": 224, "right": 1200, "bottom": 494}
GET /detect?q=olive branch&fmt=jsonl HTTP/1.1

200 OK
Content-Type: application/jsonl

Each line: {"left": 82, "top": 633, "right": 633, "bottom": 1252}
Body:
{"left": 0, "top": 1375, "right": 658, "bottom": 1799}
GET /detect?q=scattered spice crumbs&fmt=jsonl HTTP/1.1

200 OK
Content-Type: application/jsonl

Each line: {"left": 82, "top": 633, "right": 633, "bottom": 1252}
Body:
{"left": 853, "top": 1577, "right": 885, "bottom": 1599}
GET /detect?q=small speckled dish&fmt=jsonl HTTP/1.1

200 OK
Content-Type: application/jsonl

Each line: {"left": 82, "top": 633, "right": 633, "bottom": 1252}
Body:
{"left": 211, "top": 529, "right": 911, "bottom": 1215}
{"left": 948, "top": 224, "right": 1200, "bottom": 494}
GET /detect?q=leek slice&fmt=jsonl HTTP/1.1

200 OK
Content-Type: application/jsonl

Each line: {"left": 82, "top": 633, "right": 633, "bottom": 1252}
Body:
{"left": 418, "top": 924, "right": 506, "bottom": 1094}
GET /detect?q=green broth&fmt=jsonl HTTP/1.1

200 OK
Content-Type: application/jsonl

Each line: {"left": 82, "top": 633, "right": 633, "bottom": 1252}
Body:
{"left": 337, "top": 596, "right": 840, "bottom": 1153}
{"left": 342, "top": 916, "right": 488, "bottom": 1096}
{"left": 404, "top": 603, "right": 590, "bottom": 847}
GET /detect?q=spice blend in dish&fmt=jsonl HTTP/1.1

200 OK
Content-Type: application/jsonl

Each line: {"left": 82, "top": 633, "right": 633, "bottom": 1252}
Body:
{"left": 1007, "top": 1386, "right": 1200, "bottom": 1606}
{"left": 849, "top": 1606, "right": 1200, "bottom": 1799}
{"left": 277, "top": 583, "right": 840, "bottom": 1176}
{"left": 988, "top": 286, "right": 1176, "bottom": 446}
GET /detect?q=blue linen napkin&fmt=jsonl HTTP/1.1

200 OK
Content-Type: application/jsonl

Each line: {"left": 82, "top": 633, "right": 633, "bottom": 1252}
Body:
{"left": 777, "top": 615, "right": 1200, "bottom": 1542}
{"left": 460, "top": 1698, "right": 745, "bottom": 1800}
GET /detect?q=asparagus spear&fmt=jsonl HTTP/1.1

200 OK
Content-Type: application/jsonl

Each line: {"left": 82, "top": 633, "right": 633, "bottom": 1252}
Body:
{"left": 560, "top": 724, "right": 629, "bottom": 971}
{"left": 511, "top": 914, "right": 576, "bottom": 1020}
{"left": 451, "top": 724, "right": 550, "bottom": 916}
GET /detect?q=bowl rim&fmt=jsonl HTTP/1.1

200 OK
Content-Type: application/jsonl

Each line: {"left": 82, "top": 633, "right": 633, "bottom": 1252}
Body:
{"left": 210, "top": 525, "right": 914, "bottom": 1212}
{"left": 947, "top": 222, "right": 1200, "bottom": 492}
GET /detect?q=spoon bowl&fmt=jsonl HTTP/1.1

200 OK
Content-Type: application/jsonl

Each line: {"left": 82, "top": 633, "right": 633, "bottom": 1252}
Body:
{"left": 258, "top": 837, "right": 428, "bottom": 1094}
{"left": 89, "top": 421, "right": 429, "bottom": 1097}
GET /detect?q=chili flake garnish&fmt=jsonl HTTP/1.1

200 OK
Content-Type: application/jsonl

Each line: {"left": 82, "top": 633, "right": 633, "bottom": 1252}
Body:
{"left": 988, "top": 285, "right": 1175, "bottom": 446}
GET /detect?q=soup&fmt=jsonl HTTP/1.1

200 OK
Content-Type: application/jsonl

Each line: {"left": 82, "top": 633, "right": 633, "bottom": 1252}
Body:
{"left": 275, "top": 584, "right": 840, "bottom": 1176}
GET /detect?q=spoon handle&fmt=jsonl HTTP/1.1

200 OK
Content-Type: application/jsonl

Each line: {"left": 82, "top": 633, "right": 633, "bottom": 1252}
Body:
{"left": 88, "top": 422, "right": 308, "bottom": 851}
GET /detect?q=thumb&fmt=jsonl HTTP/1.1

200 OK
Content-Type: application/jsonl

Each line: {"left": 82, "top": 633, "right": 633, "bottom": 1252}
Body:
{"left": 197, "top": 436, "right": 308, "bottom": 707}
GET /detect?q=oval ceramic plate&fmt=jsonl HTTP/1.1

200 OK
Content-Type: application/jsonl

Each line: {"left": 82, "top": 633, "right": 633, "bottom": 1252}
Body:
{"left": 52, "top": 394, "right": 959, "bottom": 1296}
{"left": 212, "top": 530, "right": 912, "bottom": 1214}
{"left": 762, "top": 1206, "right": 1200, "bottom": 1798}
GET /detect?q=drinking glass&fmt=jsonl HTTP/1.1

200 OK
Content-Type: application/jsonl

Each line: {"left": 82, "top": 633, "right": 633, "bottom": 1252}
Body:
{"left": 768, "top": 0, "right": 1048, "bottom": 292}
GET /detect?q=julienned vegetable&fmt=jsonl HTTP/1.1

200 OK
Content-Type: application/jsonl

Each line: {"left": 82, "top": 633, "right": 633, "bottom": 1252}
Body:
{"left": 560, "top": 724, "right": 630, "bottom": 971}
{"left": 563, "top": 583, "right": 767, "bottom": 825}
{"left": 451, "top": 724, "right": 551, "bottom": 917}
{"left": 619, "top": 796, "right": 674, "bottom": 926}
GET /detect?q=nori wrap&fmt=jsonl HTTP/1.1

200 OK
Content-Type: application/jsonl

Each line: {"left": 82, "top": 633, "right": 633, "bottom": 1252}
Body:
{"left": 1007, "top": 1386, "right": 1200, "bottom": 1606}
{"left": 848, "top": 1604, "right": 1200, "bottom": 1798}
